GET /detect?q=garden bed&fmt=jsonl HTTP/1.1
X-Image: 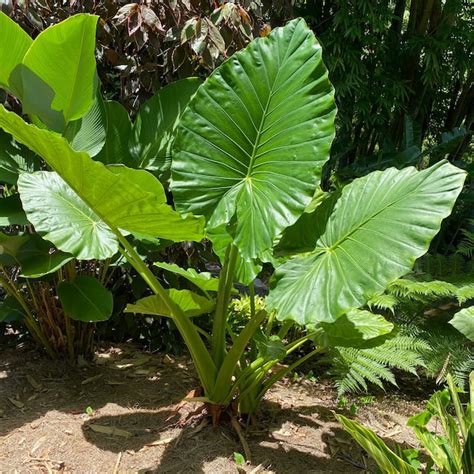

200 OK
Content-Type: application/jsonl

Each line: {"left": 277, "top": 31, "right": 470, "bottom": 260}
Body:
{"left": 1, "top": 344, "right": 424, "bottom": 473}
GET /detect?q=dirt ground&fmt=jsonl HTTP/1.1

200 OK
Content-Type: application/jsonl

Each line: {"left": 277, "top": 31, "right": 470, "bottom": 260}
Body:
{"left": 0, "top": 343, "right": 425, "bottom": 473}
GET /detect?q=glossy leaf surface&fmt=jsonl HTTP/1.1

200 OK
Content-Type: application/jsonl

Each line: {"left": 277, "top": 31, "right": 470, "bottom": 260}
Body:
{"left": 131, "top": 78, "right": 201, "bottom": 173}
{"left": 450, "top": 307, "right": 474, "bottom": 342}
{"left": 95, "top": 101, "right": 133, "bottom": 165}
{"left": 20, "top": 14, "right": 98, "bottom": 126}
{"left": 0, "top": 12, "right": 32, "bottom": 91}
{"left": 318, "top": 309, "right": 394, "bottom": 348}
{"left": 172, "top": 18, "right": 336, "bottom": 261}
{"left": 0, "top": 105, "right": 205, "bottom": 258}
{"left": 18, "top": 171, "right": 118, "bottom": 260}
{"left": 64, "top": 94, "right": 107, "bottom": 157}
{"left": 125, "top": 289, "right": 215, "bottom": 318}
{"left": 58, "top": 275, "right": 113, "bottom": 322}
{"left": 268, "top": 162, "right": 466, "bottom": 324}
{"left": 154, "top": 261, "right": 220, "bottom": 292}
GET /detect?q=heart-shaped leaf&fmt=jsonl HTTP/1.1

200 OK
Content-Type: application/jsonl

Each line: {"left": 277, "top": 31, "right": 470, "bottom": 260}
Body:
{"left": 18, "top": 171, "right": 118, "bottom": 260}
{"left": 171, "top": 18, "right": 336, "bottom": 261}
{"left": 268, "top": 162, "right": 466, "bottom": 325}
{"left": 58, "top": 275, "right": 113, "bottom": 322}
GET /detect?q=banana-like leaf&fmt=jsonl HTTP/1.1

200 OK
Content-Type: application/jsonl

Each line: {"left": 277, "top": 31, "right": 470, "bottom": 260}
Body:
{"left": 64, "top": 93, "right": 107, "bottom": 157}
{"left": 318, "top": 309, "right": 394, "bottom": 348}
{"left": 268, "top": 162, "right": 466, "bottom": 325}
{"left": 154, "top": 261, "right": 220, "bottom": 292}
{"left": 95, "top": 101, "right": 133, "bottom": 166}
{"left": 125, "top": 289, "right": 215, "bottom": 318}
{"left": 0, "top": 105, "right": 205, "bottom": 259}
{"left": 450, "top": 307, "right": 474, "bottom": 342}
{"left": 58, "top": 275, "right": 113, "bottom": 322}
{"left": 171, "top": 18, "right": 336, "bottom": 261}
{"left": 0, "top": 12, "right": 32, "bottom": 91}
{"left": 336, "top": 414, "right": 419, "bottom": 474}
{"left": 17, "top": 14, "right": 98, "bottom": 129}
{"left": 131, "top": 78, "right": 201, "bottom": 173}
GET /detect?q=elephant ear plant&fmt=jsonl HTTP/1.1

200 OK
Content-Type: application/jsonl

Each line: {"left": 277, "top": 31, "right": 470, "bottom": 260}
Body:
{"left": 0, "top": 12, "right": 201, "bottom": 359}
{"left": 0, "top": 18, "right": 466, "bottom": 421}
{"left": 0, "top": 12, "right": 116, "bottom": 359}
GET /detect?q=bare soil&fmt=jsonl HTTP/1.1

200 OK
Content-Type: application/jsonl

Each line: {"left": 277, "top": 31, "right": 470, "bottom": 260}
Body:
{"left": 0, "top": 343, "right": 425, "bottom": 473}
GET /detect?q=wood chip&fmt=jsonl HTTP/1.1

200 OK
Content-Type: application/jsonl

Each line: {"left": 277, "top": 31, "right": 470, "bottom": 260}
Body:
{"left": 88, "top": 424, "right": 133, "bottom": 438}
{"left": 26, "top": 375, "right": 42, "bottom": 390}
{"left": 115, "top": 356, "right": 150, "bottom": 369}
{"left": 8, "top": 397, "right": 24, "bottom": 409}
{"left": 81, "top": 374, "right": 102, "bottom": 385}
{"left": 112, "top": 452, "right": 122, "bottom": 474}
{"left": 145, "top": 436, "right": 174, "bottom": 447}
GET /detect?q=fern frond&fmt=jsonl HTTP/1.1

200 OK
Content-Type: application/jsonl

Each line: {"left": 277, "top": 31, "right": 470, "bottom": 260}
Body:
{"left": 367, "top": 293, "right": 399, "bottom": 312}
{"left": 326, "top": 332, "right": 426, "bottom": 396}
{"left": 456, "top": 283, "right": 474, "bottom": 304}
{"left": 457, "top": 219, "right": 474, "bottom": 259}
{"left": 387, "top": 279, "right": 458, "bottom": 300}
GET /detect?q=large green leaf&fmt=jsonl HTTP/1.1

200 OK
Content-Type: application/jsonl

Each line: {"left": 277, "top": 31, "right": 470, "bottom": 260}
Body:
{"left": 268, "top": 162, "right": 465, "bottom": 325}
{"left": 0, "top": 195, "right": 28, "bottom": 226}
{"left": 154, "top": 261, "right": 220, "bottom": 292}
{"left": 0, "top": 105, "right": 205, "bottom": 259}
{"left": 0, "top": 12, "right": 32, "bottom": 91}
{"left": 171, "top": 18, "right": 336, "bottom": 261}
{"left": 131, "top": 78, "right": 201, "bottom": 173}
{"left": 17, "top": 235, "right": 74, "bottom": 278}
{"left": 18, "top": 14, "right": 98, "bottom": 128}
{"left": 336, "top": 414, "right": 419, "bottom": 474}
{"left": 95, "top": 101, "right": 133, "bottom": 165}
{"left": 0, "top": 232, "right": 29, "bottom": 265}
{"left": 64, "top": 93, "right": 107, "bottom": 157}
{"left": 0, "top": 296, "right": 25, "bottom": 322}
{"left": 18, "top": 171, "right": 118, "bottom": 260}
{"left": 125, "top": 289, "right": 215, "bottom": 318}
{"left": 0, "top": 130, "right": 38, "bottom": 185}
{"left": 58, "top": 275, "right": 112, "bottom": 322}
{"left": 318, "top": 309, "right": 394, "bottom": 348}
{"left": 450, "top": 307, "right": 474, "bottom": 342}
{"left": 208, "top": 224, "right": 261, "bottom": 285}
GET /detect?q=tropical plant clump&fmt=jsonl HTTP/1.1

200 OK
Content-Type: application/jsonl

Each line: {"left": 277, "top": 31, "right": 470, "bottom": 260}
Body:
{"left": 0, "top": 11, "right": 467, "bottom": 424}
